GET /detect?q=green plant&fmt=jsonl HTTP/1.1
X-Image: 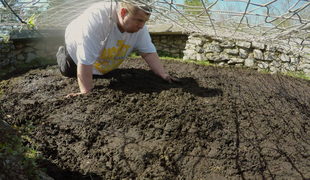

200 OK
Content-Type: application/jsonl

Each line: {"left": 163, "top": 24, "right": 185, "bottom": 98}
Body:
{"left": 129, "top": 51, "right": 140, "bottom": 57}
{"left": 0, "top": 35, "right": 10, "bottom": 43}
{"left": 26, "top": 13, "right": 37, "bottom": 29}
{"left": 129, "top": 50, "right": 183, "bottom": 60}
{"left": 0, "top": 112, "right": 44, "bottom": 180}
{"left": 282, "top": 70, "right": 310, "bottom": 80}
{"left": 157, "top": 51, "right": 173, "bottom": 58}
{"left": 259, "top": 68, "right": 270, "bottom": 74}
{"left": 183, "top": 0, "right": 211, "bottom": 16}
{"left": 0, "top": 90, "right": 4, "bottom": 101}
{"left": 183, "top": 59, "right": 212, "bottom": 66}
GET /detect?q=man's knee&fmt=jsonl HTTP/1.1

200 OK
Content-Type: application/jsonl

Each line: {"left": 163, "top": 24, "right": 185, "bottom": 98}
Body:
{"left": 56, "top": 46, "right": 77, "bottom": 77}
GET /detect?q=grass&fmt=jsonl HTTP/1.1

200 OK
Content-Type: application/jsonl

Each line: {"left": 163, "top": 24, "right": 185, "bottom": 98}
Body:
{"left": 129, "top": 50, "right": 184, "bottom": 60}
{"left": 283, "top": 71, "right": 310, "bottom": 81}
{"left": 0, "top": 90, "right": 4, "bottom": 99}
{"left": 170, "top": 57, "right": 310, "bottom": 81}
{"left": 183, "top": 59, "right": 211, "bottom": 66}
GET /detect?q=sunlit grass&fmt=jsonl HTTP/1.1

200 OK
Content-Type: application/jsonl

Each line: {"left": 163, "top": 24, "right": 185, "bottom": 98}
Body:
{"left": 282, "top": 71, "right": 310, "bottom": 81}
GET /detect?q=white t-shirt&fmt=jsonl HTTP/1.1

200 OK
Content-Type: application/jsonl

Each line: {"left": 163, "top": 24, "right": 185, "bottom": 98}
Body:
{"left": 65, "top": 2, "right": 156, "bottom": 75}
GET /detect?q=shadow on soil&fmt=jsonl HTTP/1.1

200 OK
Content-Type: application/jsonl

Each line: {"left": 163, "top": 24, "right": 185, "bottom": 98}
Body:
{"left": 95, "top": 68, "right": 223, "bottom": 97}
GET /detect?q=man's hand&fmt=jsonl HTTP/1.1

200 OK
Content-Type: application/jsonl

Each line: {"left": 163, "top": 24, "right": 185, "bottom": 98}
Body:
{"left": 164, "top": 75, "right": 179, "bottom": 83}
{"left": 65, "top": 63, "right": 93, "bottom": 98}
{"left": 66, "top": 92, "right": 88, "bottom": 98}
{"left": 140, "top": 52, "right": 179, "bottom": 83}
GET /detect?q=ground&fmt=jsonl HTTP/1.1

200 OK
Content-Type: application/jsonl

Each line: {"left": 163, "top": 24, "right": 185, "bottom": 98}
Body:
{"left": 1, "top": 57, "right": 310, "bottom": 180}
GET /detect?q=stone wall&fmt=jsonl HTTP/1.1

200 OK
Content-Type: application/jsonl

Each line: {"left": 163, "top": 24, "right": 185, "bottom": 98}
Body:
{"left": 0, "top": 36, "right": 63, "bottom": 76}
{"left": 0, "top": 34, "right": 187, "bottom": 77}
{"left": 13, "top": 37, "right": 64, "bottom": 61}
{"left": 0, "top": 38, "right": 17, "bottom": 73}
{"left": 2, "top": 33, "right": 310, "bottom": 78}
{"left": 151, "top": 34, "right": 188, "bottom": 58}
{"left": 183, "top": 34, "right": 310, "bottom": 77}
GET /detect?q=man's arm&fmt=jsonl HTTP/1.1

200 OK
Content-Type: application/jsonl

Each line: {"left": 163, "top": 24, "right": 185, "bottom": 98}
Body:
{"left": 66, "top": 62, "right": 93, "bottom": 97}
{"left": 140, "top": 52, "right": 178, "bottom": 83}
{"left": 78, "top": 62, "right": 93, "bottom": 93}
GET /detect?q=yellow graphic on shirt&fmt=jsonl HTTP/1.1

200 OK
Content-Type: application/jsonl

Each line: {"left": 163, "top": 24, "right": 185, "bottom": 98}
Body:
{"left": 94, "top": 40, "right": 131, "bottom": 74}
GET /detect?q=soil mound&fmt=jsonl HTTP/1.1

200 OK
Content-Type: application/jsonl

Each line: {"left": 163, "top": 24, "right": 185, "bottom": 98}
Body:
{"left": 1, "top": 58, "right": 310, "bottom": 179}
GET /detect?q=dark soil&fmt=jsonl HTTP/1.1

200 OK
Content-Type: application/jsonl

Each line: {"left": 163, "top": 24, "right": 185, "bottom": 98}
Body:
{"left": 1, "top": 58, "right": 310, "bottom": 180}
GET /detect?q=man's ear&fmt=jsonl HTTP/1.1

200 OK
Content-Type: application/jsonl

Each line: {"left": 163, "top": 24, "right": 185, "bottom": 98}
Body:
{"left": 120, "top": 8, "right": 127, "bottom": 18}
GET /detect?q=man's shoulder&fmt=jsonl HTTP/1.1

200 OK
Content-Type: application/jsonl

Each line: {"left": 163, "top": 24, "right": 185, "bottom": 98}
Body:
{"left": 87, "top": 1, "right": 117, "bottom": 11}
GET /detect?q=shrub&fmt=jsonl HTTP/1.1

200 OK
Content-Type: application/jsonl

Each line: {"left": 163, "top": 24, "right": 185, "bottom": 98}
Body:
{"left": 0, "top": 111, "right": 44, "bottom": 180}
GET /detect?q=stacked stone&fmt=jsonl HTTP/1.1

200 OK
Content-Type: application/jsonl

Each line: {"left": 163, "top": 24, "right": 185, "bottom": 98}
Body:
{"left": 151, "top": 35, "right": 188, "bottom": 58}
{"left": 0, "top": 39, "right": 40, "bottom": 76}
{"left": 0, "top": 37, "right": 63, "bottom": 76}
{"left": 0, "top": 38, "right": 17, "bottom": 73}
{"left": 183, "top": 34, "right": 310, "bottom": 77}
{"left": 2, "top": 32, "right": 310, "bottom": 78}
{"left": 14, "top": 41, "right": 37, "bottom": 63}
{"left": 13, "top": 39, "right": 62, "bottom": 62}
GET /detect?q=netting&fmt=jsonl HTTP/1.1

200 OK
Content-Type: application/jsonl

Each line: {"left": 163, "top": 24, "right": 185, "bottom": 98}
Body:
{"left": 1, "top": 0, "right": 310, "bottom": 53}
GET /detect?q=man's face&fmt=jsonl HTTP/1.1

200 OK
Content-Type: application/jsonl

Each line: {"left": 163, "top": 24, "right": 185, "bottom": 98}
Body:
{"left": 119, "top": 8, "right": 150, "bottom": 33}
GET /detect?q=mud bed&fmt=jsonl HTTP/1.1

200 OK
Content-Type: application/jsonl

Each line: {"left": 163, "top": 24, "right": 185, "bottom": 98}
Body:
{"left": 1, "top": 57, "right": 310, "bottom": 180}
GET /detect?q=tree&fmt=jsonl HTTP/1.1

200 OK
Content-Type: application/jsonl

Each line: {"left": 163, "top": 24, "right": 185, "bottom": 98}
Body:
{"left": 264, "top": 0, "right": 310, "bottom": 29}
{"left": 183, "top": 0, "right": 211, "bottom": 16}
